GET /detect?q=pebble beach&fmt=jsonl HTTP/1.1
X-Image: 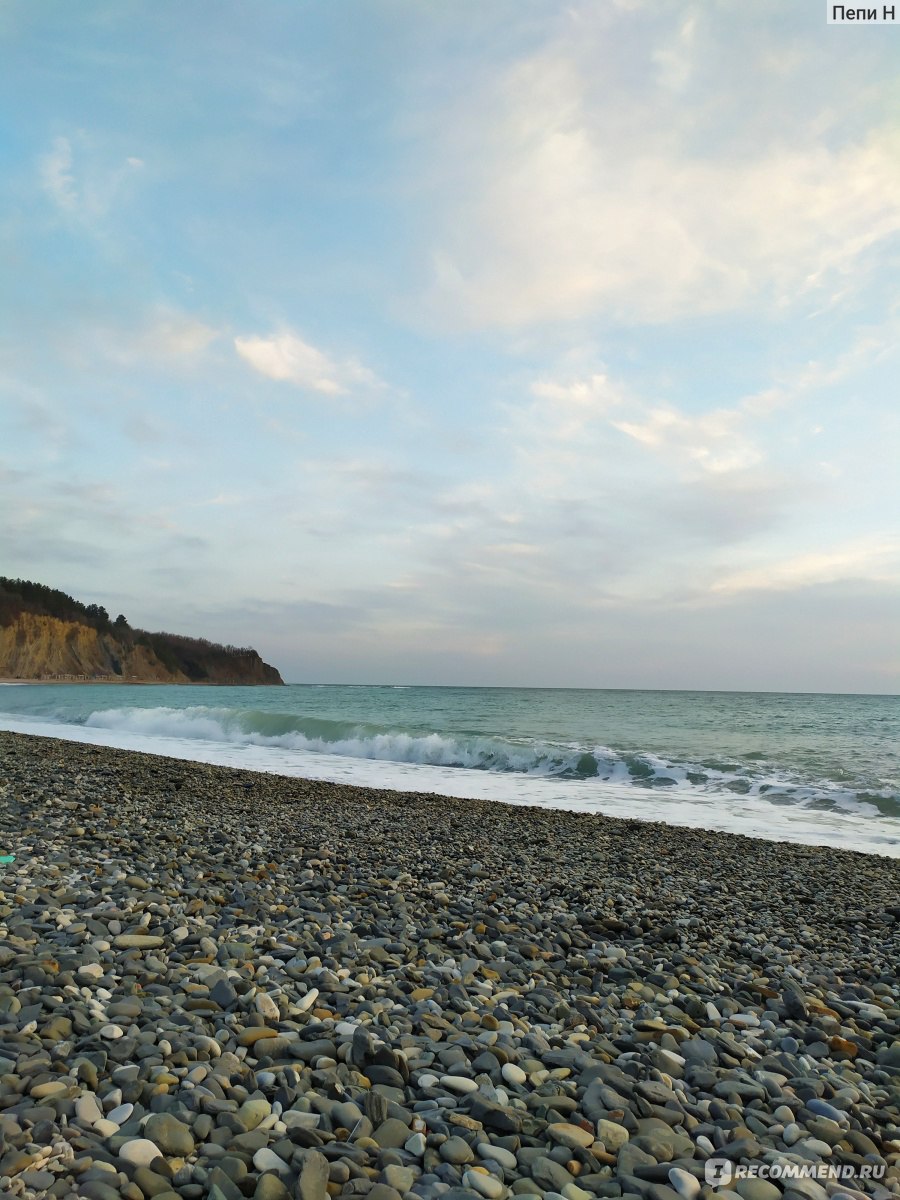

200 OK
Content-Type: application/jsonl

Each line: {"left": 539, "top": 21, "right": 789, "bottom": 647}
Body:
{"left": 1, "top": 730, "right": 899, "bottom": 1200}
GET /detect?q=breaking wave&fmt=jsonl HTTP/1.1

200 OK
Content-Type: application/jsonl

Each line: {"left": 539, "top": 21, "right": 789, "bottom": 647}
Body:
{"left": 78, "top": 704, "right": 900, "bottom": 821}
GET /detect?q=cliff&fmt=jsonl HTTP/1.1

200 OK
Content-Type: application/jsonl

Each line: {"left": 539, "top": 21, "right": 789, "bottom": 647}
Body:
{"left": 0, "top": 580, "right": 284, "bottom": 685}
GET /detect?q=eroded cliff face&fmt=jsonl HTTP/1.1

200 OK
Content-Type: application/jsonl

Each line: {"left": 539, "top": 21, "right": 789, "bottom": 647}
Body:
{"left": 0, "top": 613, "right": 188, "bottom": 681}
{"left": 0, "top": 613, "right": 283, "bottom": 684}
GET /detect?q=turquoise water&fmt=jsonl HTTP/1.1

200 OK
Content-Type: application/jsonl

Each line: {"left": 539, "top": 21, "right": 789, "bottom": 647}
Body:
{"left": 1, "top": 684, "right": 897, "bottom": 855}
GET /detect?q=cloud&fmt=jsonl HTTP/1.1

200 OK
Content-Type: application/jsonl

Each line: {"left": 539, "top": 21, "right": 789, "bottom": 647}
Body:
{"left": 234, "top": 331, "right": 381, "bottom": 395}
{"left": 612, "top": 405, "right": 762, "bottom": 474}
{"left": 418, "top": 21, "right": 900, "bottom": 327}
{"left": 39, "top": 137, "right": 78, "bottom": 211}
{"left": 104, "top": 312, "right": 217, "bottom": 364}
{"left": 711, "top": 537, "right": 900, "bottom": 596}
{"left": 38, "top": 134, "right": 144, "bottom": 220}
{"left": 742, "top": 316, "right": 900, "bottom": 416}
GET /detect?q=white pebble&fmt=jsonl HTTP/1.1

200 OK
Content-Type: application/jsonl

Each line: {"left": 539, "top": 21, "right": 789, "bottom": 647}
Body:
{"left": 100, "top": 1024, "right": 124, "bottom": 1040}
{"left": 669, "top": 1168, "right": 701, "bottom": 1200}
{"left": 501, "top": 1062, "right": 527, "bottom": 1086}
{"left": 75, "top": 1095, "right": 103, "bottom": 1125}
{"left": 281, "top": 1111, "right": 320, "bottom": 1129}
{"left": 440, "top": 1074, "right": 478, "bottom": 1094}
{"left": 255, "top": 992, "right": 280, "bottom": 1020}
{"left": 463, "top": 1170, "right": 505, "bottom": 1198}
{"left": 296, "top": 988, "right": 319, "bottom": 1012}
{"left": 477, "top": 1143, "right": 518, "bottom": 1170}
{"left": 561, "top": 1187, "right": 593, "bottom": 1200}
{"left": 797, "top": 1137, "right": 832, "bottom": 1157}
{"left": 253, "top": 1148, "right": 291, "bottom": 1174}
{"left": 77, "top": 964, "right": 104, "bottom": 981}
{"left": 107, "top": 1103, "right": 133, "bottom": 1125}
{"left": 118, "top": 1139, "right": 163, "bottom": 1167}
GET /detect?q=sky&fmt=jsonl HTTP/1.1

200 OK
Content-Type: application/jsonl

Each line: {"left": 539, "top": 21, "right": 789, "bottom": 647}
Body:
{"left": 1, "top": 1, "right": 898, "bottom": 691}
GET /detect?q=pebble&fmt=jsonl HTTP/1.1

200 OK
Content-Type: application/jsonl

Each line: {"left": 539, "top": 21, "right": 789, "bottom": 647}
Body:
{"left": 405, "top": 1132, "right": 427, "bottom": 1156}
{"left": 464, "top": 1170, "right": 506, "bottom": 1198}
{"left": 669, "top": 1167, "right": 701, "bottom": 1200}
{"left": 119, "top": 1138, "right": 165, "bottom": 1167}
{"left": 477, "top": 1144, "right": 518, "bottom": 1170}
{"left": 548, "top": 1122, "right": 594, "bottom": 1150}
{"left": 76, "top": 1094, "right": 104, "bottom": 1125}
{"left": 501, "top": 1062, "right": 527, "bottom": 1086}
{"left": 255, "top": 991, "right": 280, "bottom": 1019}
{"left": 440, "top": 1074, "right": 479, "bottom": 1093}
{"left": 441, "top": 1135, "right": 475, "bottom": 1164}
{"left": 253, "top": 1147, "right": 291, "bottom": 1175}
{"left": 1, "top": 732, "right": 898, "bottom": 1200}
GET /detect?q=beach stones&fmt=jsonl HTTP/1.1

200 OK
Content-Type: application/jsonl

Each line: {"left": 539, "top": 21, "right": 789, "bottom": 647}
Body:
{"left": 596, "top": 1120, "right": 630, "bottom": 1151}
{"left": 1, "top": 731, "right": 899, "bottom": 1200}
{"left": 119, "top": 1138, "right": 165, "bottom": 1167}
{"left": 441, "top": 1136, "right": 475, "bottom": 1164}
{"left": 548, "top": 1122, "right": 594, "bottom": 1150}
{"left": 478, "top": 1144, "right": 518, "bottom": 1171}
{"left": 253, "top": 1147, "right": 291, "bottom": 1175}
{"left": 464, "top": 1169, "right": 506, "bottom": 1198}
{"left": 76, "top": 1093, "right": 104, "bottom": 1125}
{"left": 297, "top": 1149, "right": 330, "bottom": 1200}
{"left": 114, "top": 933, "right": 164, "bottom": 949}
{"left": 144, "top": 1113, "right": 195, "bottom": 1156}
{"left": 440, "top": 1073, "right": 479, "bottom": 1093}
{"left": 669, "top": 1168, "right": 701, "bottom": 1200}
{"left": 501, "top": 1062, "right": 527, "bottom": 1086}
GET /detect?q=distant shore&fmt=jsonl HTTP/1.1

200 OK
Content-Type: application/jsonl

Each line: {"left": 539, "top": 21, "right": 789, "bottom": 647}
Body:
{"left": 0, "top": 677, "right": 279, "bottom": 686}
{"left": 0, "top": 729, "right": 898, "bottom": 1199}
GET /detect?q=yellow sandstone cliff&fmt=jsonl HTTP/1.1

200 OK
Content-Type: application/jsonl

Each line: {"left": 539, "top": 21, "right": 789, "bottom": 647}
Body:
{"left": 0, "top": 613, "right": 283, "bottom": 684}
{"left": 0, "top": 613, "right": 188, "bottom": 681}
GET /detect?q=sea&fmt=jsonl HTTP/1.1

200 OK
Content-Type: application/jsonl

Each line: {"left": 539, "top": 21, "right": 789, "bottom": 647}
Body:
{"left": 0, "top": 684, "right": 897, "bottom": 858}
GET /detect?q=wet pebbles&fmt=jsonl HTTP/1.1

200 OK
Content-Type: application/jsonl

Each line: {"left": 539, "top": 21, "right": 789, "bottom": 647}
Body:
{"left": 0, "top": 730, "right": 898, "bottom": 1200}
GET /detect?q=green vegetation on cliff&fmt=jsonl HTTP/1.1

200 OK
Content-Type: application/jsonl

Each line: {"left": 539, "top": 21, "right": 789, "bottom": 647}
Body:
{"left": 0, "top": 577, "right": 284, "bottom": 684}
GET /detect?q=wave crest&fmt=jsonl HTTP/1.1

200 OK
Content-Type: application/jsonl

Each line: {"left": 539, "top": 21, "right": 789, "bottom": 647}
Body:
{"left": 79, "top": 704, "right": 900, "bottom": 820}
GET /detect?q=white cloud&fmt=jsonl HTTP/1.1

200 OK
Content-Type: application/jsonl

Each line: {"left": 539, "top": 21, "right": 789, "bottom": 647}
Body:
{"left": 742, "top": 316, "right": 900, "bottom": 416}
{"left": 114, "top": 313, "right": 217, "bottom": 363}
{"left": 612, "top": 405, "right": 762, "bottom": 474}
{"left": 39, "top": 137, "right": 77, "bottom": 211}
{"left": 711, "top": 538, "right": 900, "bottom": 596}
{"left": 234, "top": 331, "right": 380, "bottom": 395}
{"left": 529, "top": 371, "right": 621, "bottom": 411}
{"left": 419, "top": 26, "right": 900, "bottom": 328}
{"left": 38, "top": 134, "right": 144, "bottom": 220}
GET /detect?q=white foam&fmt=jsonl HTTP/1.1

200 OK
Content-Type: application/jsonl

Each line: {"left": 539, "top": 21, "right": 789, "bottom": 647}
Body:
{"left": 1, "top": 713, "right": 897, "bottom": 858}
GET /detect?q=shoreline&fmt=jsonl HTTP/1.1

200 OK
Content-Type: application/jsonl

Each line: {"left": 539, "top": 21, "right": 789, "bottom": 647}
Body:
{"left": 0, "top": 681, "right": 285, "bottom": 691}
{"left": 0, "top": 730, "right": 898, "bottom": 1200}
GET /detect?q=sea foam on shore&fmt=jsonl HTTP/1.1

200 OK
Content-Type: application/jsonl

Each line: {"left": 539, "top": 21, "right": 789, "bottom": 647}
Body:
{"left": 0, "top": 731, "right": 899, "bottom": 1200}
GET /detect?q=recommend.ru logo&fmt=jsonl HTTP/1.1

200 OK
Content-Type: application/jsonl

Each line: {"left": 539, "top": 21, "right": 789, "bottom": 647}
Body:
{"left": 705, "top": 1159, "right": 886, "bottom": 1187}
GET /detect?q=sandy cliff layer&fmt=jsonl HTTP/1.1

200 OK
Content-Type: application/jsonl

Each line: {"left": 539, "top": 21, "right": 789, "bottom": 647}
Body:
{"left": 0, "top": 613, "right": 282, "bottom": 684}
